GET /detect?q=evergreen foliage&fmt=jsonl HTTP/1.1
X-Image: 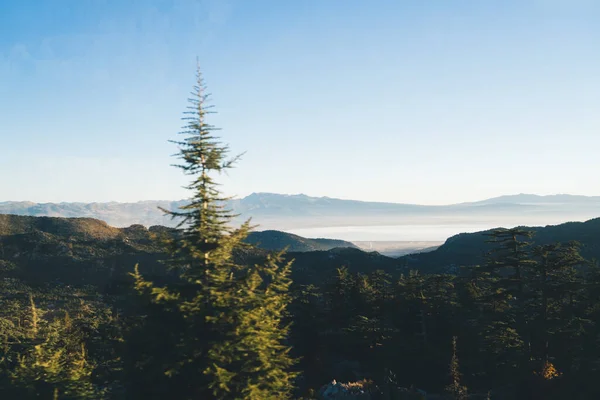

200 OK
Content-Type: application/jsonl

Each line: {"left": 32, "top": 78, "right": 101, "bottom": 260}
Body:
{"left": 0, "top": 280, "right": 116, "bottom": 399}
{"left": 127, "top": 65, "right": 297, "bottom": 399}
{"left": 446, "top": 336, "right": 467, "bottom": 400}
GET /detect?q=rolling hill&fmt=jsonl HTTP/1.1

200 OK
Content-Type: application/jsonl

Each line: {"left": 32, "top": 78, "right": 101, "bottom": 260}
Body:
{"left": 245, "top": 230, "right": 357, "bottom": 252}
{"left": 0, "top": 214, "right": 356, "bottom": 253}
{"left": 0, "top": 215, "right": 394, "bottom": 289}
{"left": 2, "top": 214, "right": 600, "bottom": 289}
{"left": 400, "top": 217, "right": 600, "bottom": 274}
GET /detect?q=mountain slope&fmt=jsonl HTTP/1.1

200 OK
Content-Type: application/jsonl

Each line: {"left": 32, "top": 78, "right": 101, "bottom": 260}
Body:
{"left": 400, "top": 217, "right": 600, "bottom": 274}
{"left": 0, "top": 215, "right": 398, "bottom": 289}
{"left": 3, "top": 214, "right": 598, "bottom": 290}
{"left": 0, "top": 200, "right": 188, "bottom": 228}
{"left": 245, "top": 230, "right": 356, "bottom": 252}
{"left": 0, "top": 214, "right": 355, "bottom": 253}
{"left": 0, "top": 214, "right": 122, "bottom": 239}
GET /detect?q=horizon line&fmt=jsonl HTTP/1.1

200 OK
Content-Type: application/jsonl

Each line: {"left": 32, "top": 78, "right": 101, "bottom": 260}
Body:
{"left": 2, "top": 192, "right": 600, "bottom": 208}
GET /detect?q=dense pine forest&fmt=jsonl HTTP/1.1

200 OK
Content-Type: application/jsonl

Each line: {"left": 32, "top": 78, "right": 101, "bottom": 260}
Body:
{"left": 1, "top": 69, "right": 600, "bottom": 399}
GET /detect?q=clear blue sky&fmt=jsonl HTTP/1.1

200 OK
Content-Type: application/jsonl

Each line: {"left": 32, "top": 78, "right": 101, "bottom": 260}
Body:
{"left": 2, "top": 0, "right": 599, "bottom": 205}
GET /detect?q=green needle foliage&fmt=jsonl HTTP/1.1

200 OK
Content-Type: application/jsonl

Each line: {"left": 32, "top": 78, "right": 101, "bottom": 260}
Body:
{"left": 0, "top": 290, "right": 106, "bottom": 400}
{"left": 130, "top": 65, "right": 297, "bottom": 399}
{"left": 446, "top": 336, "right": 467, "bottom": 400}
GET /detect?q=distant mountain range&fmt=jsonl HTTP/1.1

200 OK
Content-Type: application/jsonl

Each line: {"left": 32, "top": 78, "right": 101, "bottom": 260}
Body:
{"left": 1, "top": 193, "right": 599, "bottom": 232}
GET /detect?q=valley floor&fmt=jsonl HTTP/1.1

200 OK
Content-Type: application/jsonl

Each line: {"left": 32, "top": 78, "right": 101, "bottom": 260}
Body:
{"left": 352, "top": 241, "right": 443, "bottom": 257}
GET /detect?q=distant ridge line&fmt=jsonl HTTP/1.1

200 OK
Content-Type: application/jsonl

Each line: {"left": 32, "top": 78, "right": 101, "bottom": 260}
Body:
{"left": 3, "top": 192, "right": 600, "bottom": 208}
{"left": 1, "top": 193, "right": 599, "bottom": 232}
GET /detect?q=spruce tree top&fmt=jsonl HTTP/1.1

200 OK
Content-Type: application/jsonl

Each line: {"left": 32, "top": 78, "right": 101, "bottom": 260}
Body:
{"left": 157, "top": 65, "right": 253, "bottom": 281}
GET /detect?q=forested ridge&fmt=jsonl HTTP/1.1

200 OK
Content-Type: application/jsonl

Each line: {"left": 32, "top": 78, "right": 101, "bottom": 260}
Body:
{"left": 1, "top": 68, "right": 599, "bottom": 399}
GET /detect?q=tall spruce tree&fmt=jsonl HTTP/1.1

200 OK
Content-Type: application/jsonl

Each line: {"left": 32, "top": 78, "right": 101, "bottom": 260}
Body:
{"left": 530, "top": 242, "right": 587, "bottom": 378}
{"left": 446, "top": 336, "right": 467, "bottom": 400}
{"left": 471, "top": 228, "right": 536, "bottom": 388}
{"left": 131, "top": 65, "right": 296, "bottom": 399}
{"left": 483, "top": 228, "right": 536, "bottom": 303}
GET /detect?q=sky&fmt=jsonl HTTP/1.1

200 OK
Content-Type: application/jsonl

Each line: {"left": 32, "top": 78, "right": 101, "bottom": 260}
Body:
{"left": 1, "top": 0, "right": 600, "bottom": 206}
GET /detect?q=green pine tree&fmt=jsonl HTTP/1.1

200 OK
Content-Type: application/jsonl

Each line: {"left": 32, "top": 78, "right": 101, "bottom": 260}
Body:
{"left": 483, "top": 228, "right": 536, "bottom": 303}
{"left": 131, "top": 65, "right": 297, "bottom": 399}
{"left": 446, "top": 336, "right": 467, "bottom": 400}
{"left": 9, "top": 306, "right": 102, "bottom": 399}
{"left": 475, "top": 228, "right": 535, "bottom": 385}
{"left": 530, "top": 242, "right": 587, "bottom": 378}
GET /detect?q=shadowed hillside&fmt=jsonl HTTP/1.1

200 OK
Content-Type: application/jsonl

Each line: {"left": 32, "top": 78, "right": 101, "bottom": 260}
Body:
{"left": 0, "top": 215, "right": 394, "bottom": 289}
{"left": 3, "top": 214, "right": 599, "bottom": 284}
{"left": 401, "top": 217, "right": 600, "bottom": 274}
{"left": 245, "top": 230, "right": 357, "bottom": 252}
